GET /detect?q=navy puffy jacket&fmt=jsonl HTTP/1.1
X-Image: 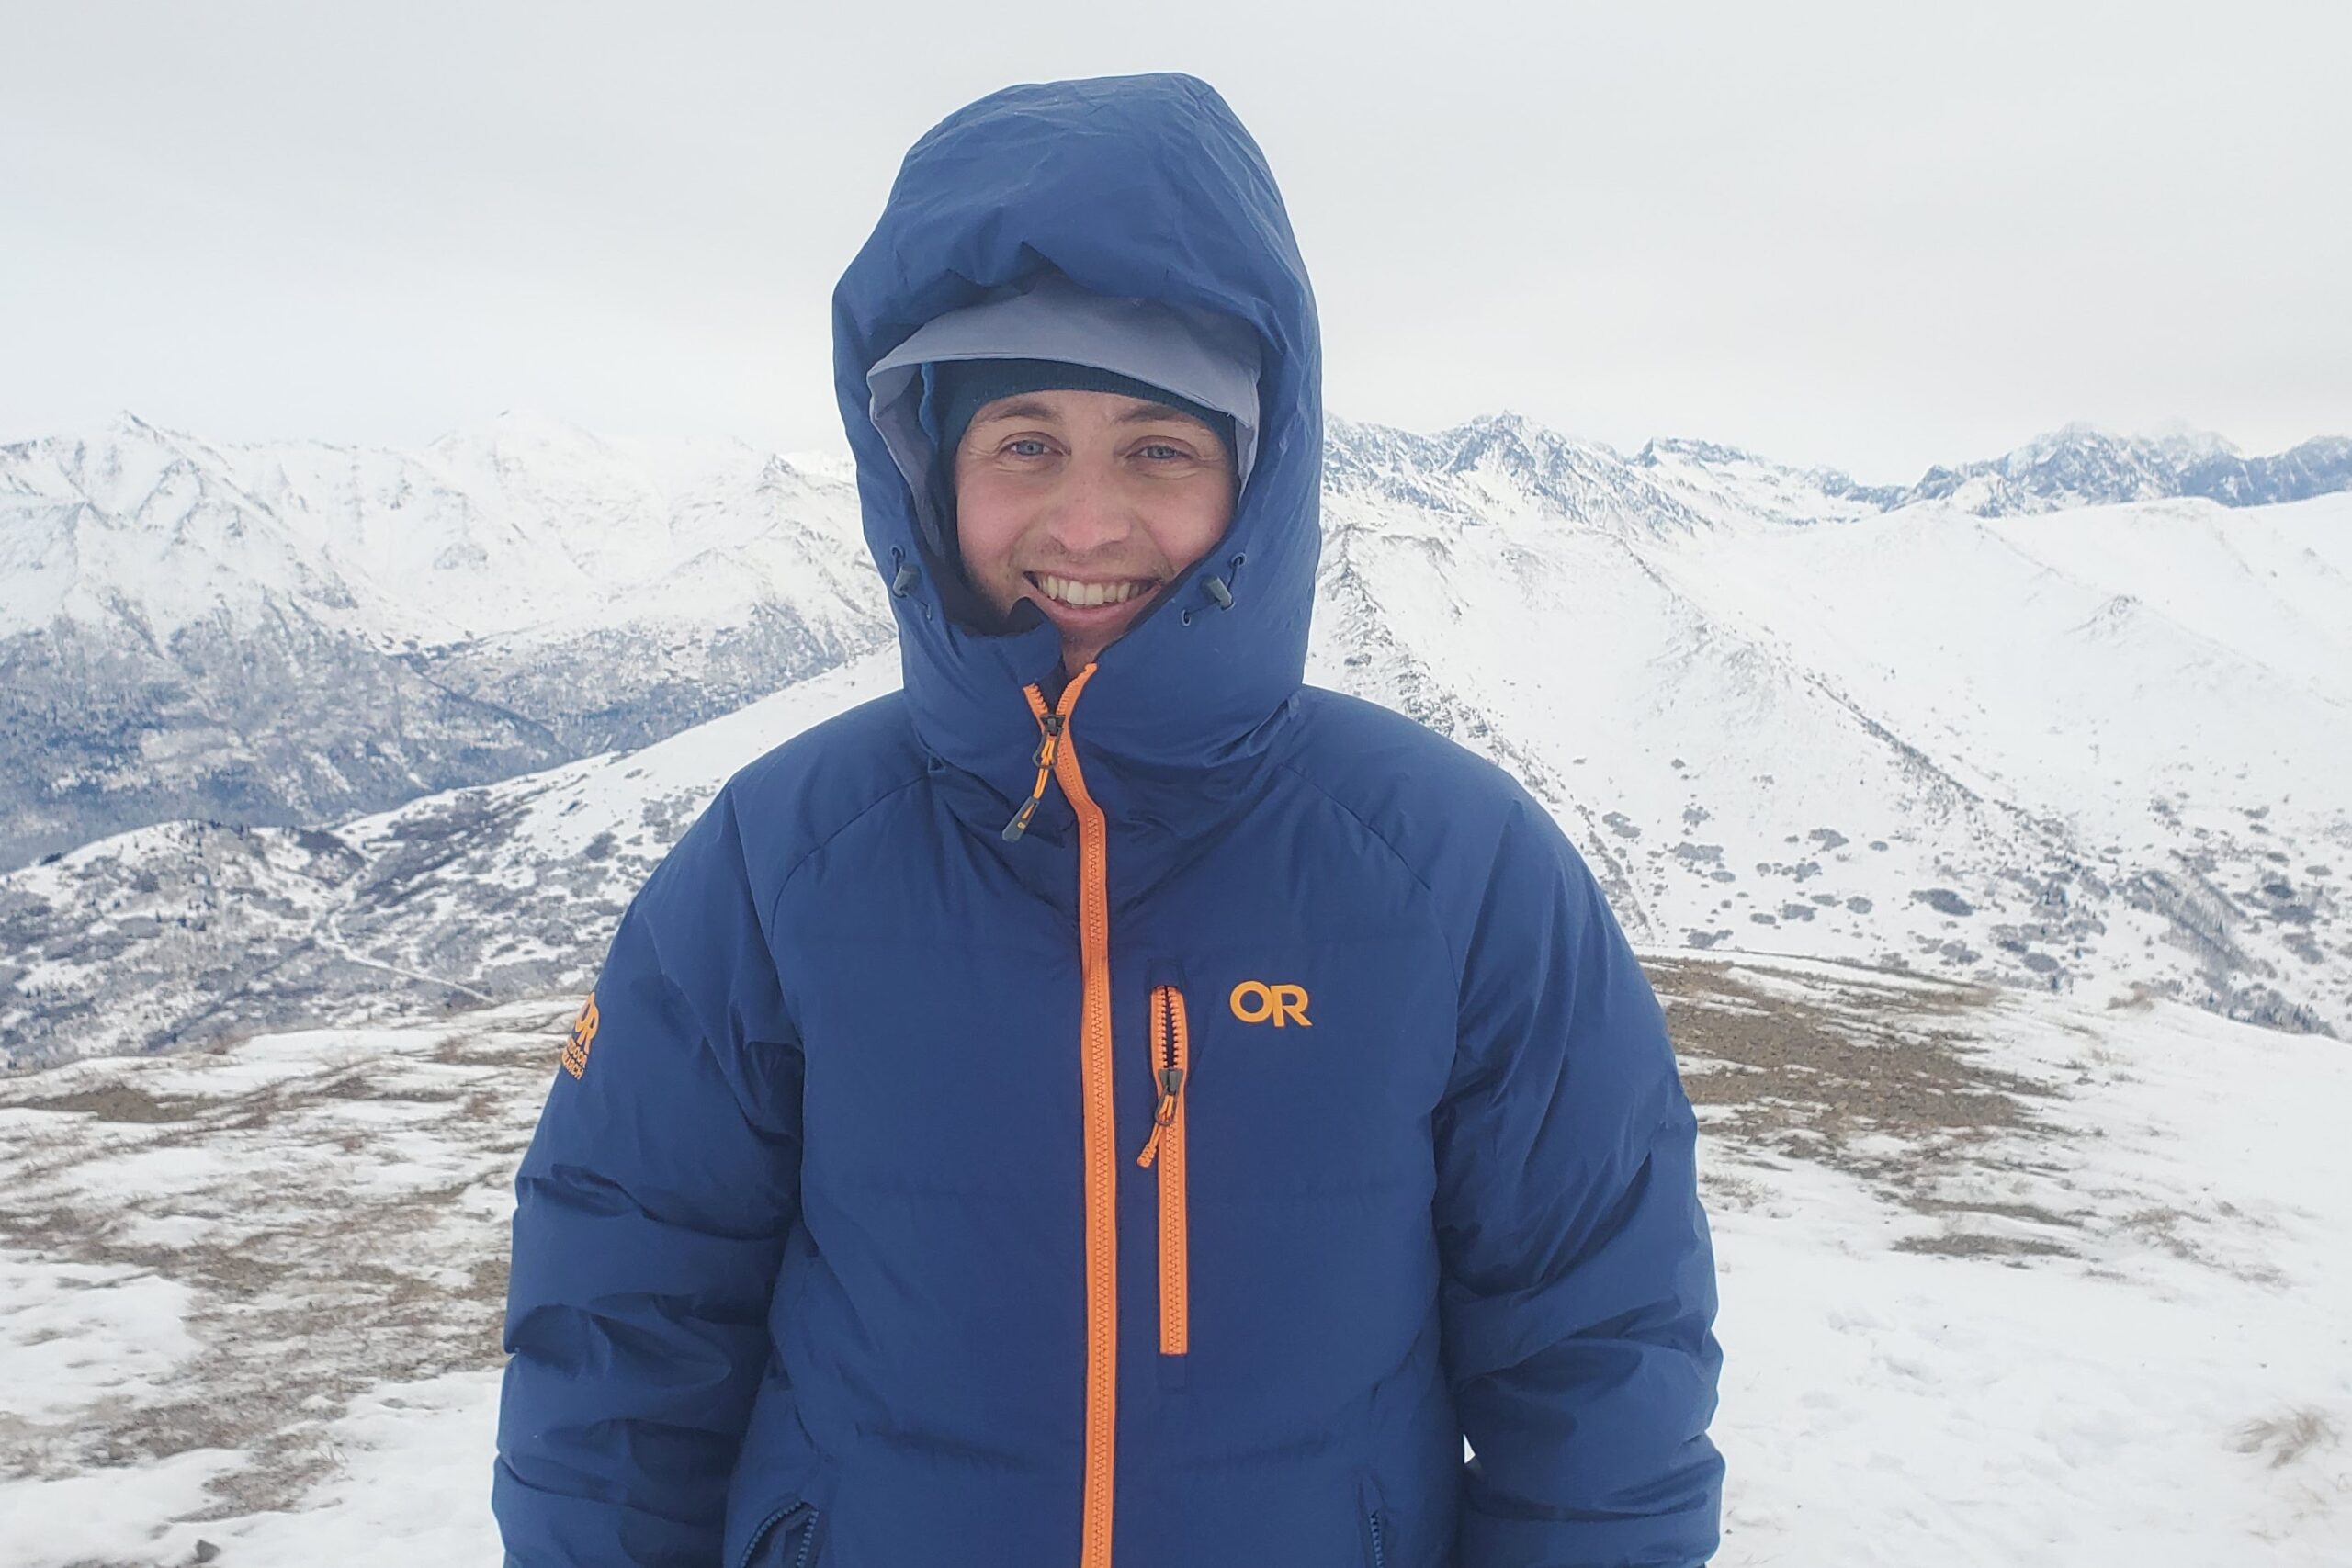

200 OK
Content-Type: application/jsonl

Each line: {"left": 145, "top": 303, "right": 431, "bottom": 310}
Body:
{"left": 493, "top": 71, "right": 1724, "bottom": 1568}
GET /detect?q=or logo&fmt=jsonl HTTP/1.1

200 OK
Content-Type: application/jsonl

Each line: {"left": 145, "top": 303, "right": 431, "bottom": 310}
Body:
{"left": 1229, "top": 980, "right": 1311, "bottom": 1028}
{"left": 561, "top": 991, "right": 600, "bottom": 1078}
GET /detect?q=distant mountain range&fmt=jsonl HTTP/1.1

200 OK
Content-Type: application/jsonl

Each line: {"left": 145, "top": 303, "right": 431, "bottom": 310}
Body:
{"left": 1898, "top": 422, "right": 2352, "bottom": 516}
{"left": 3, "top": 411, "right": 2346, "bottom": 1067}
{"left": 6, "top": 412, "right": 2345, "bottom": 875}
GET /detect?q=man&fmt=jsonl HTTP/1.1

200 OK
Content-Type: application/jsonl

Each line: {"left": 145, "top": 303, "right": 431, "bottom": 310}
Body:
{"left": 494, "top": 73, "right": 1723, "bottom": 1568}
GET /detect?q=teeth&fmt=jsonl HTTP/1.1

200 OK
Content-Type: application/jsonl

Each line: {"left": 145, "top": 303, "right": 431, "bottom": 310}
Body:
{"left": 1035, "top": 573, "right": 1150, "bottom": 609}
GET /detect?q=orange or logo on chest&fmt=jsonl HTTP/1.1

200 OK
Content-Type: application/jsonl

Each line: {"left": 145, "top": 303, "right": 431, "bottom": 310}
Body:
{"left": 1229, "top": 980, "right": 1311, "bottom": 1027}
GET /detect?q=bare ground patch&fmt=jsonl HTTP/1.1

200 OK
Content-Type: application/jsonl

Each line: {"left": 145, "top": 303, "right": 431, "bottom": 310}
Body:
{"left": 0, "top": 1006, "right": 562, "bottom": 1520}
{"left": 16, "top": 1083, "right": 216, "bottom": 1124}
{"left": 1646, "top": 955, "right": 2085, "bottom": 1258}
{"left": 2233, "top": 1407, "right": 2340, "bottom": 1470}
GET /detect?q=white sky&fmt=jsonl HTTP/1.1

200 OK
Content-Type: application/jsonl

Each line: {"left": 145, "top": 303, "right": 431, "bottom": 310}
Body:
{"left": 3, "top": 0, "right": 2345, "bottom": 485}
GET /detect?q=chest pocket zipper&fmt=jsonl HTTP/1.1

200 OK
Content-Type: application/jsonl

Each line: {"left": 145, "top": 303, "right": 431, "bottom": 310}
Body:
{"left": 739, "top": 1501, "right": 820, "bottom": 1568}
{"left": 1355, "top": 1466, "right": 1394, "bottom": 1568}
{"left": 1134, "top": 983, "right": 1190, "bottom": 1371}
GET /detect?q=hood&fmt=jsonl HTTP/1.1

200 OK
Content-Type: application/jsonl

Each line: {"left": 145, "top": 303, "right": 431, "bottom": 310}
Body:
{"left": 831, "top": 73, "right": 1323, "bottom": 840}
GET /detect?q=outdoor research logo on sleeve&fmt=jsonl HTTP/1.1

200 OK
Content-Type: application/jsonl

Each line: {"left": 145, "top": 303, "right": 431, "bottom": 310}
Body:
{"left": 1229, "top": 980, "right": 1310, "bottom": 1027}
{"left": 561, "top": 992, "right": 599, "bottom": 1078}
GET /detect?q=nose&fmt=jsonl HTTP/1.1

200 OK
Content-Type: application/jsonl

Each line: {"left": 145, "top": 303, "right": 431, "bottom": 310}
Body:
{"left": 1042, "top": 452, "right": 1134, "bottom": 557}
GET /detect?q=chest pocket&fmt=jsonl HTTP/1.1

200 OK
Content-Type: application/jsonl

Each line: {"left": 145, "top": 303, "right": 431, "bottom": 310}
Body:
{"left": 1175, "top": 948, "right": 1438, "bottom": 1196}
{"left": 1127, "top": 939, "right": 1453, "bottom": 1392}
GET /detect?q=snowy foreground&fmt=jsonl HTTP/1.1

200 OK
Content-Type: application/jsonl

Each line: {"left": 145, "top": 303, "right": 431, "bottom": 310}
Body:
{"left": 1, "top": 953, "right": 2345, "bottom": 1566}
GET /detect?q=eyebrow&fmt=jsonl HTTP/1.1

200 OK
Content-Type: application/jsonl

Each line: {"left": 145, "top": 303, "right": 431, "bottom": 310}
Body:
{"left": 969, "top": 398, "right": 1209, "bottom": 429}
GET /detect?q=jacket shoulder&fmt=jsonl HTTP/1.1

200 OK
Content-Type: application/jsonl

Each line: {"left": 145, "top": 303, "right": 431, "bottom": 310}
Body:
{"left": 1281, "top": 685, "right": 1610, "bottom": 973}
{"left": 1282, "top": 684, "right": 1559, "bottom": 842}
{"left": 721, "top": 689, "right": 930, "bottom": 885}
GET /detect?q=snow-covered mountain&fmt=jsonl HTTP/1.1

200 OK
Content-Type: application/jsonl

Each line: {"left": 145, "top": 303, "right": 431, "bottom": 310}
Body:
{"left": 1899, "top": 420, "right": 2352, "bottom": 516}
{"left": 3, "top": 412, "right": 2347, "bottom": 1068}
{"left": 1314, "top": 420, "right": 2350, "bottom": 1039}
{"left": 0, "top": 412, "right": 891, "bottom": 871}
{"left": 8, "top": 412, "right": 2345, "bottom": 877}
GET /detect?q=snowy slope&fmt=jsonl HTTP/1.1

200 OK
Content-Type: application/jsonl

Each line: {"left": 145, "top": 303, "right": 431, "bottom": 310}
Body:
{"left": 1310, "top": 427, "right": 2351, "bottom": 1035}
{"left": 1, "top": 956, "right": 2342, "bottom": 1565}
{"left": 0, "top": 650, "right": 902, "bottom": 1067}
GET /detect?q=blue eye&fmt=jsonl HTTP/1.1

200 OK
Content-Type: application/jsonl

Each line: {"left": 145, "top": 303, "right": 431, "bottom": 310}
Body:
{"left": 1005, "top": 437, "right": 1049, "bottom": 457}
{"left": 1139, "top": 443, "right": 1187, "bottom": 461}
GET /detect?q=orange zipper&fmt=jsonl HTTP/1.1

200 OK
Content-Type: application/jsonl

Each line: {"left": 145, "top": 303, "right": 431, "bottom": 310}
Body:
{"left": 1135, "top": 984, "right": 1189, "bottom": 1356}
{"left": 1015, "top": 666, "right": 1118, "bottom": 1568}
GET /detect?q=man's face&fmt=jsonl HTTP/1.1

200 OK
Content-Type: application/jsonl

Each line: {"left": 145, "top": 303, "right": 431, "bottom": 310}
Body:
{"left": 952, "top": 388, "right": 1235, "bottom": 674}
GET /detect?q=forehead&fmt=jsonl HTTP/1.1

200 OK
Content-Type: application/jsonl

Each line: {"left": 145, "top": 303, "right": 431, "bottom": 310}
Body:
{"left": 968, "top": 388, "right": 1211, "bottom": 429}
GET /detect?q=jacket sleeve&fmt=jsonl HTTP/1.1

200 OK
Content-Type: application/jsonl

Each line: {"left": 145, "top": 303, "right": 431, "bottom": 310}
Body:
{"left": 1435, "top": 797, "right": 1724, "bottom": 1568}
{"left": 492, "top": 782, "right": 805, "bottom": 1568}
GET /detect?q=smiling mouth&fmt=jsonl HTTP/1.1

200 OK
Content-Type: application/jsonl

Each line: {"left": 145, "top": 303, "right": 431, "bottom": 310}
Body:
{"left": 1026, "top": 572, "right": 1159, "bottom": 610}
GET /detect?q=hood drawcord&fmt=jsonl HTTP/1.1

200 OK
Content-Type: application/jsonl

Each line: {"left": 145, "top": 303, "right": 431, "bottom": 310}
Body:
{"left": 888, "top": 547, "right": 931, "bottom": 619}
{"left": 1181, "top": 551, "right": 1247, "bottom": 626}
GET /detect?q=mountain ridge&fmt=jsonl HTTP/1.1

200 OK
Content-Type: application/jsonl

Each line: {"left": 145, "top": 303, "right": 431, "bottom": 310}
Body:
{"left": 6, "top": 430, "right": 2347, "bottom": 1066}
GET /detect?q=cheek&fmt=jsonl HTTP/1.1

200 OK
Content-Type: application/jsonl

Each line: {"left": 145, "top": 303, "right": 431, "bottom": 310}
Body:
{"left": 1145, "top": 483, "right": 1236, "bottom": 574}
{"left": 952, "top": 480, "right": 1025, "bottom": 576}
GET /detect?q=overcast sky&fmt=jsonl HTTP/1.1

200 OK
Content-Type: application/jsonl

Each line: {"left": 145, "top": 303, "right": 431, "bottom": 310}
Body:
{"left": 4, "top": 1, "right": 2345, "bottom": 484}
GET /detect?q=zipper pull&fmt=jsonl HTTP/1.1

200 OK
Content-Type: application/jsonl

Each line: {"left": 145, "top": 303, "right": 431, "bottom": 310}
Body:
{"left": 1001, "top": 712, "right": 1065, "bottom": 841}
{"left": 1002, "top": 667, "right": 1097, "bottom": 841}
{"left": 1136, "top": 1065, "right": 1185, "bottom": 1167}
{"left": 1034, "top": 711, "right": 1066, "bottom": 761}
